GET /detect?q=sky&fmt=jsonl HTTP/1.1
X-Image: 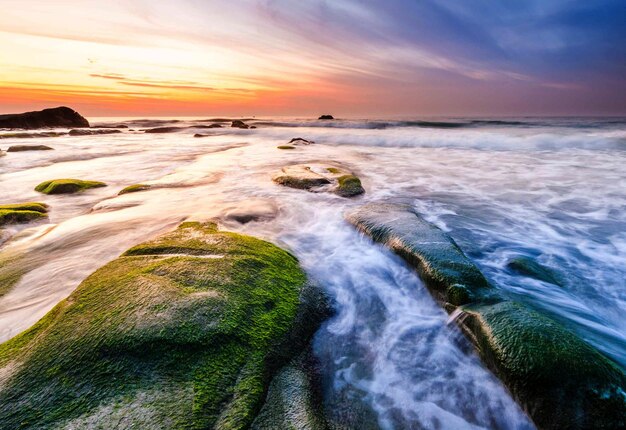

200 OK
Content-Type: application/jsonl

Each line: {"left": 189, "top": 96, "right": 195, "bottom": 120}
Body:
{"left": 1, "top": 0, "right": 625, "bottom": 117}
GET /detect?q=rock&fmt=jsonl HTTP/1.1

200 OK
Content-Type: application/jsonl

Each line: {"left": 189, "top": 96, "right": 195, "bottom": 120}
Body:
{"left": 143, "top": 126, "right": 184, "bottom": 133}
{"left": 193, "top": 124, "right": 222, "bottom": 129}
{"left": 289, "top": 138, "right": 314, "bottom": 145}
{"left": 336, "top": 175, "right": 365, "bottom": 197}
{"left": 277, "top": 145, "right": 296, "bottom": 150}
{"left": 35, "top": 179, "right": 107, "bottom": 194}
{"left": 507, "top": 256, "right": 564, "bottom": 287}
{"left": 0, "top": 106, "right": 89, "bottom": 129}
{"left": 318, "top": 115, "right": 334, "bottom": 120}
{"left": 194, "top": 133, "right": 208, "bottom": 138}
{"left": 346, "top": 203, "right": 626, "bottom": 429}
{"left": 0, "top": 131, "right": 67, "bottom": 139}
{"left": 68, "top": 129, "right": 122, "bottom": 136}
{"left": 231, "top": 120, "right": 250, "bottom": 129}
{"left": 0, "top": 202, "right": 48, "bottom": 226}
{"left": 273, "top": 164, "right": 364, "bottom": 198}
{"left": 222, "top": 199, "right": 279, "bottom": 224}
{"left": 0, "top": 222, "right": 328, "bottom": 429}
{"left": 92, "top": 124, "right": 128, "bottom": 129}
{"left": 250, "top": 125, "right": 257, "bottom": 129}
{"left": 6, "top": 145, "right": 53, "bottom": 152}
{"left": 118, "top": 184, "right": 151, "bottom": 195}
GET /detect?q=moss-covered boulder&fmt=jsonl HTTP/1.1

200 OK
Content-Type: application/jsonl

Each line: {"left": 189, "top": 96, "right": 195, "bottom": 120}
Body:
{"left": 346, "top": 203, "right": 626, "bottom": 429}
{"left": 277, "top": 145, "right": 296, "bottom": 150}
{"left": 118, "top": 183, "right": 151, "bottom": 195}
{"left": 0, "top": 202, "right": 48, "bottom": 226}
{"left": 272, "top": 164, "right": 364, "bottom": 198}
{"left": 507, "top": 256, "right": 564, "bottom": 287}
{"left": 35, "top": 178, "right": 107, "bottom": 194}
{"left": 0, "top": 222, "right": 328, "bottom": 429}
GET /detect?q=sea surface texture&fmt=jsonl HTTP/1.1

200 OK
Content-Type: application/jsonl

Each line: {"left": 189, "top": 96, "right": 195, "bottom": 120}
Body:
{"left": 1, "top": 116, "right": 625, "bottom": 429}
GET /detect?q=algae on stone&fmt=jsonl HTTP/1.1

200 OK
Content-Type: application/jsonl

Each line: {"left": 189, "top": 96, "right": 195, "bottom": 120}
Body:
{"left": 119, "top": 183, "right": 151, "bottom": 195}
{"left": 272, "top": 164, "right": 365, "bottom": 198}
{"left": 0, "top": 202, "right": 48, "bottom": 226}
{"left": 346, "top": 203, "right": 626, "bottom": 429}
{"left": 277, "top": 145, "right": 296, "bottom": 150}
{"left": 507, "top": 256, "right": 564, "bottom": 287}
{"left": 35, "top": 178, "right": 107, "bottom": 194}
{"left": 0, "top": 222, "right": 328, "bottom": 429}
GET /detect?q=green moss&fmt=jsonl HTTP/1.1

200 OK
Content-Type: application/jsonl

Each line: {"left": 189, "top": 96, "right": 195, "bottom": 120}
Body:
{"left": 277, "top": 145, "right": 296, "bottom": 150}
{"left": 325, "top": 167, "right": 341, "bottom": 174}
{"left": 35, "top": 179, "right": 107, "bottom": 194}
{"left": 0, "top": 202, "right": 48, "bottom": 226}
{"left": 119, "top": 183, "right": 151, "bottom": 195}
{"left": 335, "top": 175, "right": 365, "bottom": 197}
{"left": 346, "top": 203, "right": 626, "bottom": 428}
{"left": 0, "top": 222, "right": 326, "bottom": 429}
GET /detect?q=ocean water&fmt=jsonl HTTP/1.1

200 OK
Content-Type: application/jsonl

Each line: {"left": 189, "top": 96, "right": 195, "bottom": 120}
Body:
{"left": 1, "top": 116, "right": 625, "bottom": 429}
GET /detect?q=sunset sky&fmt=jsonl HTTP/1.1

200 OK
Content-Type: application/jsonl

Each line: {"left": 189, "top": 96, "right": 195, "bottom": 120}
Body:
{"left": 1, "top": 0, "right": 625, "bottom": 117}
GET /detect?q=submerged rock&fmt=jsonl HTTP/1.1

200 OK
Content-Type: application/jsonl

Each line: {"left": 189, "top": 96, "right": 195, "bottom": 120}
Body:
{"left": 231, "top": 120, "right": 250, "bottom": 129}
{"left": 0, "top": 202, "right": 48, "bottom": 226}
{"left": 68, "top": 129, "right": 122, "bottom": 136}
{"left": 0, "top": 106, "right": 89, "bottom": 129}
{"left": 6, "top": 145, "right": 53, "bottom": 152}
{"left": 194, "top": 124, "right": 223, "bottom": 129}
{"left": 143, "top": 126, "right": 184, "bottom": 133}
{"left": 318, "top": 115, "right": 334, "bottom": 120}
{"left": 507, "top": 256, "right": 564, "bottom": 287}
{"left": 0, "top": 222, "right": 328, "bottom": 429}
{"left": 273, "top": 164, "right": 364, "bottom": 198}
{"left": 346, "top": 203, "right": 626, "bottom": 429}
{"left": 0, "top": 131, "right": 67, "bottom": 139}
{"left": 35, "top": 179, "right": 107, "bottom": 194}
{"left": 289, "top": 138, "right": 315, "bottom": 145}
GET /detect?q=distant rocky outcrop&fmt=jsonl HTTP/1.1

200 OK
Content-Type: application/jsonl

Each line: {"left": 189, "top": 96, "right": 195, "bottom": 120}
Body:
{"left": 231, "top": 120, "right": 255, "bottom": 129}
{"left": 0, "top": 107, "right": 89, "bottom": 129}
{"left": 318, "top": 115, "right": 334, "bottom": 120}
{"left": 68, "top": 129, "right": 121, "bottom": 136}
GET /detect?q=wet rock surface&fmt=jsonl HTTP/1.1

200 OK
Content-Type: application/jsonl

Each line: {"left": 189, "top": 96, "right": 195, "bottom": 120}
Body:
{"left": 7, "top": 145, "right": 53, "bottom": 152}
{"left": 346, "top": 203, "right": 626, "bottom": 430}
{"left": 272, "top": 164, "right": 364, "bottom": 197}
{"left": 0, "top": 106, "right": 89, "bottom": 129}
{"left": 0, "top": 222, "right": 329, "bottom": 429}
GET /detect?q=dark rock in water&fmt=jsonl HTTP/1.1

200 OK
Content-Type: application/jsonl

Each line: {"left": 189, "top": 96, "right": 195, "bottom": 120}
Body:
{"left": 0, "top": 222, "right": 328, "bottom": 429}
{"left": 318, "top": 115, "right": 334, "bottom": 120}
{"left": 273, "top": 164, "right": 365, "bottom": 198}
{"left": 7, "top": 145, "right": 53, "bottom": 152}
{"left": 143, "top": 126, "right": 184, "bottom": 133}
{"left": 68, "top": 129, "right": 121, "bottom": 136}
{"left": 346, "top": 203, "right": 626, "bottom": 430}
{"left": 0, "top": 106, "right": 89, "bottom": 129}
{"left": 35, "top": 178, "right": 107, "bottom": 194}
{"left": 250, "top": 125, "right": 257, "bottom": 129}
{"left": 336, "top": 175, "right": 365, "bottom": 198}
{"left": 507, "top": 256, "right": 564, "bottom": 287}
{"left": 0, "top": 131, "right": 66, "bottom": 139}
{"left": 289, "top": 137, "right": 314, "bottom": 145}
{"left": 193, "top": 124, "right": 223, "bottom": 129}
{"left": 0, "top": 202, "right": 48, "bottom": 226}
{"left": 194, "top": 133, "right": 208, "bottom": 138}
{"left": 92, "top": 124, "right": 128, "bottom": 129}
{"left": 231, "top": 120, "right": 250, "bottom": 129}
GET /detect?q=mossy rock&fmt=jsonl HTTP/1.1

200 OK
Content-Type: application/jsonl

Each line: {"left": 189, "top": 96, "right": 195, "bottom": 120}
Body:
{"left": 277, "top": 145, "right": 296, "bottom": 150}
{"left": 346, "top": 203, "right": 626, "bottom": 429}
{"left": 7, "top": 145, "right": 53, "bottom": 152}
{"left": 119, "top": 183, "right": 151, "bottom": 195}
{"left": 507, "top": 256, "right": 564, "bottom": 287}
{"left": 272, "top": 164, "right": 364, "bottom": 198}
{"left": 0, "top": 222, "right": 328, "bottom": 429}
{"left": 336, "top": 175, "right": 364, "bottom": 197}
{"left": 0, "top": 202, "right": 48, "bottom": 226}
{"left": 35, "top": 179, "right": 107, "bottom": 194}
